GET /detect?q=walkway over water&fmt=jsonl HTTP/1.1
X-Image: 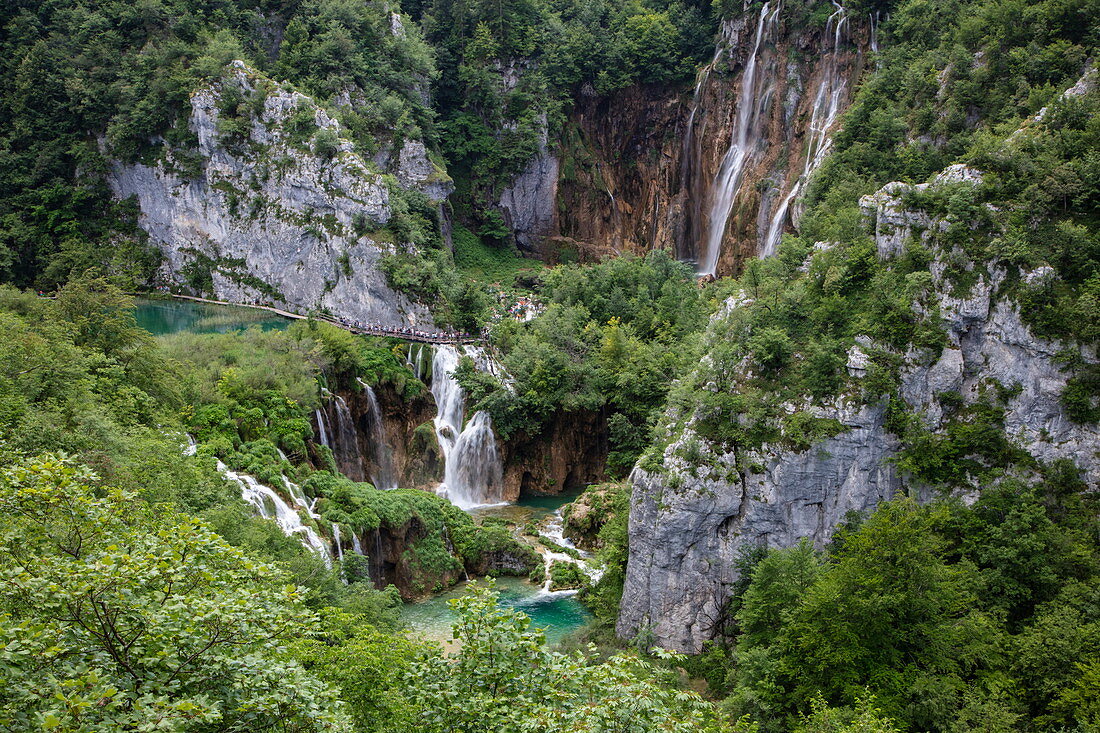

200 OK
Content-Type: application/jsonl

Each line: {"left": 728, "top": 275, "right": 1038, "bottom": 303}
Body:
{"left": 161, "top": 294, "right": 484, "bottom": 344}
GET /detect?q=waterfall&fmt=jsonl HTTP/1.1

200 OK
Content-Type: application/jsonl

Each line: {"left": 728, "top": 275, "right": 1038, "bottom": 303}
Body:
{"left": 333, "top": 523, "right": 345, "bottom": 564}
{"left": 219, "top": 460, "right": 332, "bottom": 567}
{"left": 431, "top": 345, "right": 505, "bottom": 510}
{"left": 351, "top": 532, "right": 364, "bottom": 556}
{"left": 326, "top": 395, "right": 366, "bottom": 481}
{"left": 315, "top": 408, "right": 330, "bottom": 448}
{"left": 406, "top": 343, "right": 429, "bottom": 380}
{"left": 357, "top": 378, "right": 398, "bottom": 490}
{"left": 678, "top": 23, "right": 730, "bottom": 263}
{"left": 698, "top": 1, "right": 782, "bottom": 277}
{"left": 761, "top": 3, "right": 851, "bottom": 257}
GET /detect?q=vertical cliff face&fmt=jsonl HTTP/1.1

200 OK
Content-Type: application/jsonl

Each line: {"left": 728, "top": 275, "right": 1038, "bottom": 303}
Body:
{"left": 616, "top": 165, "right": 1100, "bottom": 653}
{"left": 109, "top": 62, "right": 450, "bottom": 328}
{"left": 516, "top": 5, "right": 869, "bottom": 274}
{"left": 501, "top": 409, "right": 610, "bottom": 499}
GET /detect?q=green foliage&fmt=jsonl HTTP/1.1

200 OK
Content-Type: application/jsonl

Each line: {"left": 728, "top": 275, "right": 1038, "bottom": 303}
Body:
{"left": 575, "top": 483, "right": 632, "bottom": 631}
{"left": 452, "top": 224, "right": 544, "bottom": 284}
{"left": 714, "top": 472, "right": 1100, "bottom": 732}
{"left": 459, "top": 251, "right": 707, "bottom": 475}
{"left": 0, "top": 455, "right": 347, "bottom": 732}
{"left": 548, "top": 559, "right": 588, "bottom": 591}
{"left": 403, "top": 582, "right": 721, "bottom": 732}
{"left": 289, "top": 609, "right": 425, "bottom": 732}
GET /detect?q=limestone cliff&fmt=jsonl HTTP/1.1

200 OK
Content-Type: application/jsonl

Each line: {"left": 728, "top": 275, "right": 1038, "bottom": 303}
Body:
{"left": 109, "top": 61, "right": 451, "bottom": 327}
{"left": 503, "top": 6, "right": 870, "bottom": 274}
{"left": 616, "top": 165, "right": 1100, "bottom": 652}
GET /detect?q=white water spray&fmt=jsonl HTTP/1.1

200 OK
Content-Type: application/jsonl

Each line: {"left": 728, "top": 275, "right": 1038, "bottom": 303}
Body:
{"left": 762, "top": 3, "right": 851, "bottom": 257}
{"left": 219, "top": 461, "right": 332, "bottom": 567}
{"left": 431, "top": 345, "right": 505, "bottom": 510}
{"left": 698, "top": 1, "right": 782, "bottom": 276}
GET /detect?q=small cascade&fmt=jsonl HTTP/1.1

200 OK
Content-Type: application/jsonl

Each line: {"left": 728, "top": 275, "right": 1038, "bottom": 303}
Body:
{"left": 538, "top": 508, "right": 605, "bottom": 588}
{"left": 315, "top": 408, "right": 331, "bottom": 448}
{"left": 219, "top": 460, "right": 332, "bottom": 567}
{"left": 351, "top": 532, "right": 365, "bottom": 556}
{"left": 357, "top": 378, "right": 398, "bottom": 490}
{"left": 698, "top": 1, "right": 783, "bottom": 276}
{"left": 761, "top": 2, "right": 852, "bottom": 257}
{"left": 327, "top": 395, "right": 366, "bottom": 481}
{"left": 333, "top": 523, "right": 345, "bottom": 564}
{"left": 431, "top": 345, "right": 506, "bottom": 510}
{"left": 406, "top": 343, "right": 429, "bottom": 381}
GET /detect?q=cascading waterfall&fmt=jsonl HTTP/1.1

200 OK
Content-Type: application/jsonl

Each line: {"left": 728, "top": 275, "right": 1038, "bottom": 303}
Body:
{"left": 538, "top": 508, "right": 605, "bottom": 589}
{"left": 698, "top": 1, "right": 782, "bottom": 276}
{"left": 327, "top": 395, "right": 366, "bottom": 481}
{"left": 406, "top": 343, "right": 429, "bottom": 381}
{"left": 431, "top": 345, "right": 505, "bottom": 510}
{"left": 315, "top": 408, "right": 331, "bottom": 448}
{"left": 356, "top": 378, "right": 398, "bottom": 490}
{"left": 761, "top": 2, "right": 851, "bottom": 257}
{"left": 219, "top": 460, "right": 332, "bottom": 567}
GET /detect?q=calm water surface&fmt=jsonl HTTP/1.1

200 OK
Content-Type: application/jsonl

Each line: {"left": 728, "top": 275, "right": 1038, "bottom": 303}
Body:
{"left": 134, "top": 298, "right": 290, "bottom": 336}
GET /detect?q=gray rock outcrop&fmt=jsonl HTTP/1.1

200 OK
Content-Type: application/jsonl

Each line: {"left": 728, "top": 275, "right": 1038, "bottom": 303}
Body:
{"left": 617, "top": 167, "right": 1100, "bottom": 653}
{"left": 108, "top": 61, "right": 444, "bottom": 327}
{"left": 498, "top": 112, "right": 559, "bottom": 252}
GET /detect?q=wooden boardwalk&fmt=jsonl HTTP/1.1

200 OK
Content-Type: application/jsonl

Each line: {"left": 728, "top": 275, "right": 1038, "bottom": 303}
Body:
{"left": 160, "top": 294, "right": 483, "bottom": 344}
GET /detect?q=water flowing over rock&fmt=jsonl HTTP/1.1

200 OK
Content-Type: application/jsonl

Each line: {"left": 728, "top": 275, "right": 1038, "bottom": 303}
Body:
{"left": 108, "top": 61, "right": 440, "bottom": 327}
{"left": 326, "top": 395, "right": 366, "bottom": 482}
{"left": 761, "top": 2, "right": 850, "bottom": 257}
{"left": 358, "top": 378, "right": 398, "bottom": 490}
{"left": 698, "top": 1, "right": 781, "bottom": 275}
{"left": 431, "top": 345, "right": 505, "bottom": 509}
{"left": 219, "top": 460, "right": 332, "bottom": 566}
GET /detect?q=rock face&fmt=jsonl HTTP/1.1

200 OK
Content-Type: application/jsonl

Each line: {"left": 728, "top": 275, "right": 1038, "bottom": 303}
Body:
{"left": 617, "top": 168, "right": 1100, "bottom": 653}
{"left": 109, "top": 61, "right": 450, "bottom": 327}
{"left": 505, "top": 11, "right": 869, "bottom": 272}
{"left": 498, "top": 113, "right": 560, "bottom": 254}
{"left": 501, "top": 408, "right": 609, "bottom": 499}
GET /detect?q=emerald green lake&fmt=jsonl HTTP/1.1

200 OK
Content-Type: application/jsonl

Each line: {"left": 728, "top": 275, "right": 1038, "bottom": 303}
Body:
{"left": 400, "top": 576, "right": 591, "bottom": 647}
{"left": 403, "top": 491, "right": 591, "bottom": 646}
{"left": 134, "top": 298, "right": 290, "bottom": 336}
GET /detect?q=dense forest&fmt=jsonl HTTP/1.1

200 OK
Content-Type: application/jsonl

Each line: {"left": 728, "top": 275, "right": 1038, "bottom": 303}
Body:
{"left": 1, "top": 0, "right": 1098, "bottom": 731}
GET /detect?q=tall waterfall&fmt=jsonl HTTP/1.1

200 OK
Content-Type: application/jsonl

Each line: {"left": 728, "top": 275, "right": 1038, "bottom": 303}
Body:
{"left": 698, "top": 1, "right": 782, "bottom": 276}
{"left": 323, "top": 395, "right": 366, "bottom": 481}
{"left": 357, "top": 378, "right": 398, "bottom": 490}
{"left": 431, "top": 345, "right": 505, "bottom": 509}
{"left": 678, "top": 30, "right": 727, "bottom": 264}
{"left": 315, "top": 408, "right": 330, "bottom": 448}
{"left": 761, "top": 2, "right": 851, "bottom": 257}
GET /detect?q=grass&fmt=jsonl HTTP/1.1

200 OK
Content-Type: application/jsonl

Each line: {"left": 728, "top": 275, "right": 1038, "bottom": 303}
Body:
{"left": 452, "top": 225, "right": 545, "bottom": 285}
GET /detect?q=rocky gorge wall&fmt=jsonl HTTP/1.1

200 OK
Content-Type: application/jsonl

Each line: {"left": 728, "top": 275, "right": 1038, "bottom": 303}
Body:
{"left": 109, "top": 61, "right": 450, "bottom": 328}
{"left": 616, "top": 165, "right": 1100, "bottom": 653}
{"left": 503, "top": 5, "right": 871, "bottom": 275}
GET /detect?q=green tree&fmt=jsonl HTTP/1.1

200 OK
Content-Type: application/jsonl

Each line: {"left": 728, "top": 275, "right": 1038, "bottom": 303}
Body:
{"left": 404, "top": 582, "right": 720, "bottom": 732}
{"left": 0, "top": 454, "right": 347, "bottom": 732}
